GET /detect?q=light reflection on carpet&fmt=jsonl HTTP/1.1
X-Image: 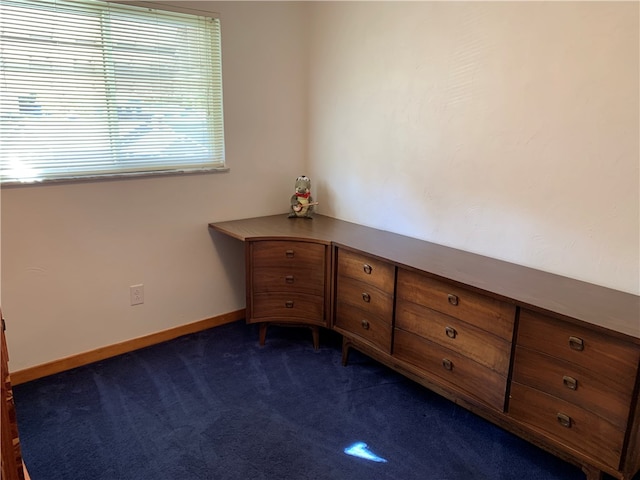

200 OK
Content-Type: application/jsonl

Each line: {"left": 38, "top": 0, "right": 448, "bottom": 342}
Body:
{"left": 344, "top": 442, "right": 388, "bottom": 463}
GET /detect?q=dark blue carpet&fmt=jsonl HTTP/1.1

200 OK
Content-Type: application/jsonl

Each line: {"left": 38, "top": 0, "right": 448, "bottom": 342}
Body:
{"left": 14, "top": 320, "right": 597, "bottom": 479}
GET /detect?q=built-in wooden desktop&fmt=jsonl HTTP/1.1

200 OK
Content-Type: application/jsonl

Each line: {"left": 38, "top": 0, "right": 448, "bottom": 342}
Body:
{"left": 209, "top": 214, "right": 640, "bottom": 480}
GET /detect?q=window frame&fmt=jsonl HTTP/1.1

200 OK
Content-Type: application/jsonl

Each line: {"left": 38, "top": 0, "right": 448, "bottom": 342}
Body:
{"left": 0, "top": 0, "right": 227, "bottom": 186}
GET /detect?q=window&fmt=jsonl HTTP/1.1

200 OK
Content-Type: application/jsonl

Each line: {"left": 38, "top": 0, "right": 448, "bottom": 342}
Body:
{"left": 0, "top": 0, "right": 225, "bottom": 184}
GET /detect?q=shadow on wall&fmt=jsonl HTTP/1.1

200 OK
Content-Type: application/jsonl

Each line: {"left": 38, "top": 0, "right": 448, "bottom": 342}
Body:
{"left": 208, "top": 229, "right": 246, "bottom": 307}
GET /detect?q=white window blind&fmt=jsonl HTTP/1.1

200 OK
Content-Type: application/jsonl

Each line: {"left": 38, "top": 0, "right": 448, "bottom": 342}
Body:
{"left": 0, "top": 0, "right": 225, "bottom": 184}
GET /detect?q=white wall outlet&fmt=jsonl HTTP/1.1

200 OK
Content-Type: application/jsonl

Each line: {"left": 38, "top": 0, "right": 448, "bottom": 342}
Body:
{"left": 130, "top": 284, "right": 144, "bottom": 306}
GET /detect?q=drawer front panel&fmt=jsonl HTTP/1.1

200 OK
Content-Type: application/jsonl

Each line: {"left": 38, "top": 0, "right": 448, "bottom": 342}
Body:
{"left": 252, "top": 241, "right": 325, "bottom": 269}
{"left": 335, "top": 301, "right": 392, "bottom": 353}
{"left": 397, "top": 269, "right": 515, "bottom": 341}
{"left": 337, "top": 249, "right": 395, "bottom": 293}
{"left": 396, "top": 299, "right": 511, "bottom": 376}
{"left": 393, "top": 329, "right": 507, "bottom": 411}
{"left": 517, "top": 309, "right": 640, "bottom": 386}
{"left": 512, "top": 346, "right": 633, "bottom": 430}
{"left": 509, "top": 382, "right": 624, "bottom": 469}
{"left": 336, "top": 276, "right": 393, "bottom": 321}
{"left": 253, "top": 266, "right": 324, "bottom": 296}
{"left": 252, "top": 293, "right": 324, "bottom": 323}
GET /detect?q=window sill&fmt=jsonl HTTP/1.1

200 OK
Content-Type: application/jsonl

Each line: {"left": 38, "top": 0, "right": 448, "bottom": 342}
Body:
{"left": 1, "top": 167, "right": 230, "bottom": 187}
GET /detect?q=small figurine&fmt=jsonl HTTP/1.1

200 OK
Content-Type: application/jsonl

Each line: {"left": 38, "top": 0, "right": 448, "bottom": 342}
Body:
{"left": 288, "top": 175, "right": 318, "bottom": 219}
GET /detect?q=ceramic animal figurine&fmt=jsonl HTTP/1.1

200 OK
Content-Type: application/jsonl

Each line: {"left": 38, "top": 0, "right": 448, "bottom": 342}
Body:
{"left": 288, "top": 175, "right": 318, "bottom": 219}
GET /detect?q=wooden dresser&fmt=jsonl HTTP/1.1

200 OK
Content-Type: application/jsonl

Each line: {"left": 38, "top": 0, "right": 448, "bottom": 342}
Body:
{"left": 209, "top": 214, "right": 640, "bottom": 480}
{"left": 1, "top": 314, "right": 27, "bottom": 480}
{"left": 334, "top": 248, "right": 395, "bottom": 357}
{"left": 393, "top": 268, "right": 516, "bottom": 412}
{"left": 510, "top": 309, "right": 640, "bottom": 474}
{"left": 246, "top": 239, "right": 332, "bottom": 348}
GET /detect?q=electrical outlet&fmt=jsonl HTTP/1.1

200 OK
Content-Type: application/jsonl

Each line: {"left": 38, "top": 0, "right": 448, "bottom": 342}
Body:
{"left": 130, "top": 284, "right": 144, "bottom": 306}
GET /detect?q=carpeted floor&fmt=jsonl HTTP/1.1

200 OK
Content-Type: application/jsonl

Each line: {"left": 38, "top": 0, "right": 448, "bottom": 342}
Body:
{"left": 14, "top": 320, "right": 595, "bottom": 479}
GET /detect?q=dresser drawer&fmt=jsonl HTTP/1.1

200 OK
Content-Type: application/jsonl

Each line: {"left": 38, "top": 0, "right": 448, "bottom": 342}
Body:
{"left": 251, "top": 241, "right": 325, "bottom": 269}
{"left": 335, "top": 276, "right": 393, "bottom": 321}
{"left": 253, "top": 266, "right": 324, "bottom": 296}
{"left": 393, "top": 329, "right": 507, "bottom": 411}
{"left": 397, "top": 269, "right": 515, "bottom": 342}
{"left": 337, "top": 249, "right": 395, "bottom": 293}
{"left": 509, "top": 382, "right": 624, "bottom": 469}
{"left": 512, "top": 346, "right": 633, "bottom": 430}
{"left": 335, "top": 301, "right": 392, "bottom": 353}
{"left": 396, "top": 299, "right": 511, "bottom": 376}
{"left": 517, "top": 309, "right": 640, "bottom": 387}
{"left": 252, "top": 292, "right": 324, "bottom": 323}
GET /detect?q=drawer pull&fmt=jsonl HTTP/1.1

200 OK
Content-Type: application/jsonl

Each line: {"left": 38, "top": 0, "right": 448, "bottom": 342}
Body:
{"left": 568, "top": 336, "right": 584, "bottom": 351}
{"left": 362, "top": 292, "right": 371, "bottom": 303}
{"left": 447, "top": 294, "right": 459, "bottom": 306}
{"left": 363, "top": 264, "right": 373, "bottom": 275}
{"left": 557, "top": 413, "right": 572, "bottom": 428}
{"left": 563, "top": 375, "right": 578, "bottom": 390}
{"left": 442, "top": 358, "right": 453, "bottom": 371}
{"left": 285, "top": 275, "right": 295, "bottom": 284}
{"left": 285, "top": 250, "right": 295, "bottom": 258}
{"left": 445, "top": 326, "right": 457, "bottom": 339}
{"left": 285, "top": 300, "right": 294, "bottom": 308}
{"left": 361, "top": 319, "right": 370, "bottom": 330}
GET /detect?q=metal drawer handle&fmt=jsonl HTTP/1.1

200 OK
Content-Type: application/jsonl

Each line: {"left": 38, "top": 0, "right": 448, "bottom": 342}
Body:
{"left": 563, "top": 375, "right": 578, "bottom": 390}
{"left": 361, "top": 319, "right": 370, "bottom": 330}
{"left": 363, "top": 264, "right": 372, "bottom": 275}
{"left": 362, "top": 292, "right": 371, "bottom": 303}
{"left": 445, "top": 326, "right": 457, "bottom": 339}
{"left": 557, "top": 413, "right": 572, "bottom": 428}
{"left": 285, "top": 275, "right": 295, "bottom": 284}
{"left": 285, "top": 250, "right": 295, "bottom": 258}
{"left": 447, "top": 294, "right": 459, "bottom": 306}
{"left": 442, "top": 358, "right": 453, "bottom": 371}
{"left": 285, "top": 300, "right": 294, "bottom": 308}
{"left": 569, "top": 336, "right": 584, "bottom": 351}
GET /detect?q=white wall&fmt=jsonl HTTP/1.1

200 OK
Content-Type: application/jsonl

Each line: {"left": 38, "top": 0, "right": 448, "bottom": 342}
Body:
{"left": 1, "top": 1, "right": 309, "bottom": 371}
{"left": 3, "top": 1, "right": 639, "bottom": 372}
{"left": 308, "top": 1, "right": 639, "bottom": 295}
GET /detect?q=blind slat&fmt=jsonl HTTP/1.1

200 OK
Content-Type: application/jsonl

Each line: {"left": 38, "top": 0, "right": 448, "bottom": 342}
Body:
{"left": 0, "top": 0, "right": 225, "bottom": 183}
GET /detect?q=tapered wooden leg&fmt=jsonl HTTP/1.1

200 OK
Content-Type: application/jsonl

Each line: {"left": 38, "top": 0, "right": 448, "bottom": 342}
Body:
{"left": 259, "top": 323, "right": 268, "bottom": 346}
{"left": 310, "top": 326, "right": 320, "bottom": 351}
{"left": 581, "top": 464, "right": 603, "bottom": 480}
{"left": 341, "top": 338, "right": 351, "bottom": 366}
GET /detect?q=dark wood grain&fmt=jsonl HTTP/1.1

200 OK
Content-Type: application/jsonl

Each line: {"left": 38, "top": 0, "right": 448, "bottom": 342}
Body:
{"left": 335, "top": 248, "right": 396, "bottom": 292}
{"left": 251, "top": 292, "right": 324, "bottom": 323}
{"left": 335, "top": 276, "right": 394, "bottom": 320}
{"left": 509, "top": 382, "right": 625, "bottom": 470}
{"left": 1, "top": 315, "right": 26, "bottom": 480}
{"left": 210, "top": 214, "right": 640, "bottom": 341}
{"left": 517, "top": 309, "right": 640, "bottom": 384}
{"left": 512, "top": 346, "right": 634, "bottom": 430}
{"left": 396, "top": 299, "right": 512, "bottom": 375}
{"left": 625, "top": 392, "right": 640, "bottom": 479}
{"left": 251, "top": 240, "right": 325, "bottom": 268}
{"left": 252, "top": 266, "right": 324, "bottom": 296}
{"left": 397, "top": 268, "right": 516, "bottom": 342}
{"left": 393, "top": 328, "right": 508, "bottom": 411}
{"left": 333, "top": 249, "right": 396, "bottom": 354}
{"left": 334, "top": 301, "right": 393, "bottom": 353}
{"left": 246, "top": 238, "right": 328, "bottom": 328}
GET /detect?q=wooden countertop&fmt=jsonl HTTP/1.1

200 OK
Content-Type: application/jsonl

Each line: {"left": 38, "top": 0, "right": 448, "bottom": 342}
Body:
{"left": 209, "top": 214, "right": 640, "bottom": 341}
